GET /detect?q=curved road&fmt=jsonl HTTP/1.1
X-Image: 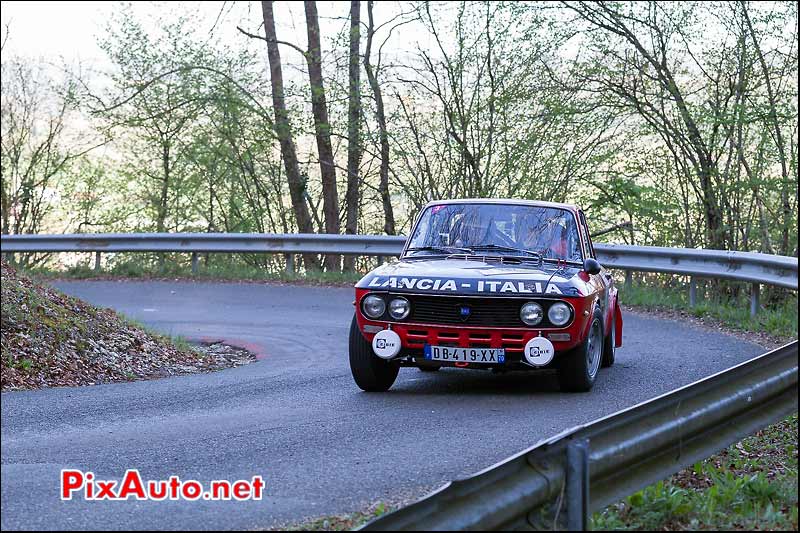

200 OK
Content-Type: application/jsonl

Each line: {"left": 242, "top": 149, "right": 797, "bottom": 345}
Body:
{"left": 1, "top": 280, "right": 765, "bottom": 530}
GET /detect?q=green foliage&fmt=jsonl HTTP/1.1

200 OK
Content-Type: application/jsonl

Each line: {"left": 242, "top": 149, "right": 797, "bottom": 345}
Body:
{"left": 88, "top": 4, "right": 285, "bottom": 237}
{"left": 619, "top": 279, "right": 798, "bottom": 339}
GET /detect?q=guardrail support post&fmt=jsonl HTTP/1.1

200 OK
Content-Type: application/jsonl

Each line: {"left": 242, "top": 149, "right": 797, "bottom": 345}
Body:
{"left": 191, "top": 252, "right": 198, "bottom": 275}
{"left": 377, "top": 255, "right": 385, "bottom": 266}
{"left": 94, "top": 251, "right": 101, "bottom": 272}
{"left": 566, "top": 438, "right": 590, "bottom": 531}
{"left": 689, "top": 277, "right": 697, "bottom": 307}
{"left": 285, "top": 253, "right": 294, "bottom": 274}
{"left": 750, "top": 283, "right": 760, "bottom": 317}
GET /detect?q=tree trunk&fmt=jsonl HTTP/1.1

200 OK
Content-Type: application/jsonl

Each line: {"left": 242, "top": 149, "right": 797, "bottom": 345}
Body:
{"left": 344, "top": 0, "right": 362, "bottom": 272}
{"left": 741, "top": 2, "right": 792, "bottom": 255}
{"left": 157, "top": 140, "right": 170, "bottom": 233}
{"left": 365, "top": 0, "right": 395, "bottom": 235}
{"left": 157, "top": 140, "right": 170, "bottom": 271}
{"left": 261, "top": 0, "right": 319, "bottom": 270}
{"left": 304, "top": 0, "right": 340, "bottom": 272}
{"left": 0, "top": 177, "right": 9, "bottom": 235}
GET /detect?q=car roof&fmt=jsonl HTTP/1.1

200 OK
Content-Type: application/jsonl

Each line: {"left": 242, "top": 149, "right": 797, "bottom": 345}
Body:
{"left": 424, "top": 198, "right": 581, "bottom": 214}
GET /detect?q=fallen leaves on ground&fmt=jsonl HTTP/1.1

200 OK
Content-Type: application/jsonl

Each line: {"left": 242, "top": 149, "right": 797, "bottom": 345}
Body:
{"left": 1, "top": 260, "right": 255, "bottom": 391}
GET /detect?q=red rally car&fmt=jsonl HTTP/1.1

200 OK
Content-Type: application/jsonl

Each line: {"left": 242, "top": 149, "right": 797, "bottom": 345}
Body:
{"left": 349, "top": 199, "right": 623, "bottom": 392}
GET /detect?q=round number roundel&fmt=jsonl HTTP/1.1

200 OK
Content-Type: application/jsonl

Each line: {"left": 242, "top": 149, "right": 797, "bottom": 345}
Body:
{"left": 372, "top": 329, "right": 402, "bottom": 359}
{"left": 524, "top": 336, "right": 555, "bottom": 367}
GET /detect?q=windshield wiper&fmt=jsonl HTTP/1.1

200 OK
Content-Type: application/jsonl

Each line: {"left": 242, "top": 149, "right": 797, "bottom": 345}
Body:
{"left": 541, "top": 257, "right": 583, "bottom": 266}
{"left": 405, "top": 245, "right": 473, "bottom": 255}
{"left": 466, "top": 244, "right": 542, "bottom": 260}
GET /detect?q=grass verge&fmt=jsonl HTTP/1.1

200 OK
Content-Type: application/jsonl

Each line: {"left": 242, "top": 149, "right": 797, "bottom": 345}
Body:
{"left": 270, "top": 502, "right": 396, "bottom": 531}
{"left": 619, "top": 282, "right": 797, "bottom": 340}
{"left": 26, "top": 260, "right": 364, "bottom": 286}
{"left": 593, "top": 414, "right": 798, "bottom": 530}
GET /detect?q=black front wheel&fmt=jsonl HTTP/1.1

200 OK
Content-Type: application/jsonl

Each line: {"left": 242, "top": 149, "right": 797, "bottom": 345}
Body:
{"left": 349, "top": 316, "right": 399, "bottom": 392}
{"left": 557, "top": 316, "right": 603, "bottom": 392}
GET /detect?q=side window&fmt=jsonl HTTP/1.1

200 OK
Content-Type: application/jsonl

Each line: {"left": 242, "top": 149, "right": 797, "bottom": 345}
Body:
{"left": 578, "top": 211, "right": 595, "bottom": 259}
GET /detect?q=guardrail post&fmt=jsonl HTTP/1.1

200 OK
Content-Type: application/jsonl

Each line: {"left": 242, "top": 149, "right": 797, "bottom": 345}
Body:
{"left": 94, "top": 251, "right": 101, "bottom": 272}
{"left": 689, "top": 277, "right": 697, "bottom": 307}
{"left": 566, "top": 438, "right": 590, "bottom": 531}
{"left": 624, "top": 270, "right": 632, "bottom": 291}
{"left": 377, "top": 255, "right": 385, "bottom": 266}
{"left": 191, "top": 252, "right": 198, "bottom": 275}
{"left": 750, "top": 283, "right": 760, "bottom": 317}
{"left": 285, "top": 253, "right": 295, "bottom": 274}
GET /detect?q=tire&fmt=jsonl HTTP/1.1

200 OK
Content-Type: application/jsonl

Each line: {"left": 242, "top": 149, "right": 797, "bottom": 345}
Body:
{"left": 602, "top": 313, "right": 616, "bottom": 368}
{"left": 349, "top": 316, "right": 399, "bottom": 392}
{"left": 557, "top": 315, "right": 603, "bottom": 392}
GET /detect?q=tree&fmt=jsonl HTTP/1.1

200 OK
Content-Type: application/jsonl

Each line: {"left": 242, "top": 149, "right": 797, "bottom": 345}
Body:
{"left": 344, "top": 0, "right": 362, "bottom": 271}
{"left": 561, "top": 1, "right": 729, "bottom": 248}
{"left": 304, "top": 0, "right": 341, "bottom": 271}
{"left": 364, "top": 0, "right": 396, "bottom": 235}
{"left": 95, "top": 8, "right": 210, "bottom": 235}
{"left": 1, "top": 38, "right": 98, "bottom": 264}
{"left": 740, "top": 1, "right": 794, "bottom": 255}
{"left": 261, "top": 0, "right": 320, "bottom": 270}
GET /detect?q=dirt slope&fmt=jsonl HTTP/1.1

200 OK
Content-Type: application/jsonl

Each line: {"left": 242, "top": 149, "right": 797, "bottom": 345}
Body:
{"left": 1, "top": 261, "right": 248, "bottom": 391}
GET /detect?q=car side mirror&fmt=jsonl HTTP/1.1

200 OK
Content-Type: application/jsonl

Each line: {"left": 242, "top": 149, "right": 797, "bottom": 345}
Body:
{"left": 583, "top": 258, "right": 601, "bottom": 275}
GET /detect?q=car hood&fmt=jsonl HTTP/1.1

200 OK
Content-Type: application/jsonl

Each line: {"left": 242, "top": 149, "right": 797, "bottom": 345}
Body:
{"left": 355, "top": 258, "right": 587, "bottom": 297}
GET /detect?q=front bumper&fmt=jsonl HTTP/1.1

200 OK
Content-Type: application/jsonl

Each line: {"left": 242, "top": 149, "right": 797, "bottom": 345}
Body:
{"left": 353, "top": 289, "right": 597, "bottom": 369}
{"left": 355, "top": 318, "right": 592, "bottom": 369}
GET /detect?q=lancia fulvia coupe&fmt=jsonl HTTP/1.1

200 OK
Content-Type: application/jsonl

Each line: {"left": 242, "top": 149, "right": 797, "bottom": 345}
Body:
{"left": 349, "top": 199, "right": 623, "bottom": 392}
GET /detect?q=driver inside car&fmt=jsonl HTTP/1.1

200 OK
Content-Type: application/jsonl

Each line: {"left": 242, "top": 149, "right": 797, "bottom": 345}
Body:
{"left": 450, "top": 212, "right": 491, "bottom": 248}
{"left": 518, "top": 215, "right": 571, "bottom": 260}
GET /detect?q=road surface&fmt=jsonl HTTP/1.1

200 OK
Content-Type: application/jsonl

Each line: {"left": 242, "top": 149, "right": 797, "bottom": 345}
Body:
{"left": 1, "top": 280, "right": 765, "bottom": 530}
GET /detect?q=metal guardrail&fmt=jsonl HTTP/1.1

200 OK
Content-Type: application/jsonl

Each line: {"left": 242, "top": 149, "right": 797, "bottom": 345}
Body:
{"left": 1, "top": 233, "right": 797, "bottom": 315}
{"left": 0, "top": 232, "right": 405, "bottom": 255}
{"left": 595, "top": 244, "right": 798, "bottom": 290}
{"left": 360, "top": 341, "right": 799, "bottom": 531}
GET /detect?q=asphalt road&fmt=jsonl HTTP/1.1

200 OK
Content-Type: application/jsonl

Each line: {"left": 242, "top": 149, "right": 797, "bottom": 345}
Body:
{"left": 1, "top": 280, "right": 766, "bottom": 530}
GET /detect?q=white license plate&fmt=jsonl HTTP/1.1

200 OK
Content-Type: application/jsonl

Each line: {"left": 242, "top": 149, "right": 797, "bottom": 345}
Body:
{"left": 424, "top": 345, "right": 505, "bottom": 364}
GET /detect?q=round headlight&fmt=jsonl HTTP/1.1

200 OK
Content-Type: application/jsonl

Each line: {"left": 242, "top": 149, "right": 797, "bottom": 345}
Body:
{"left": 362, "top": 295, "right": 386, "bottom": 319}
{"left": 388, "top": 297, "right": 410, "bottom": 320}
{"left": 548, "top": 302, "right": 571, "bottom": 326}
{"left": 520, "top": 302, "right": 544, "bottom": 326}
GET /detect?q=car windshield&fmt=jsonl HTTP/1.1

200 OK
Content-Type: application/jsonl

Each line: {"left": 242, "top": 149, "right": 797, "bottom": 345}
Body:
{"left": 406, "top": 203, "right": 583, "bottom": 262}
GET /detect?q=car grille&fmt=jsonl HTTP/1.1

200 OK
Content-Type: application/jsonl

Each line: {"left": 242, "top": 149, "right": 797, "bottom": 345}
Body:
{"left": 396, "top": 294, "right": 529, "bottom": 328}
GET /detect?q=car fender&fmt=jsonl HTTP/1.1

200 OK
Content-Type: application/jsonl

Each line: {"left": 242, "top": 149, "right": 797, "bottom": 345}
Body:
{"left": 581, "top": 296, "right": 603, "bottom": 341}
{"left": 614, "top": 298, "right": 623, "bottom": 348}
